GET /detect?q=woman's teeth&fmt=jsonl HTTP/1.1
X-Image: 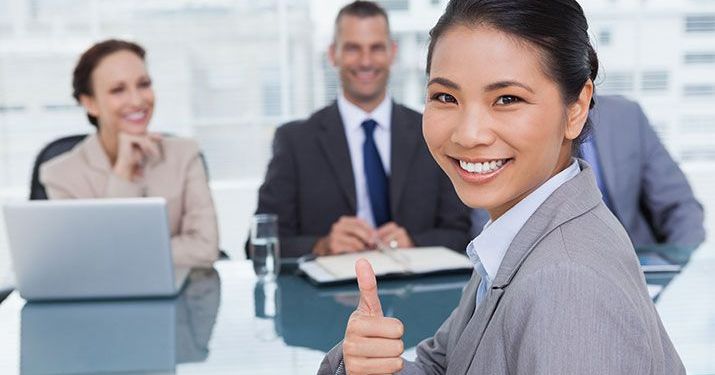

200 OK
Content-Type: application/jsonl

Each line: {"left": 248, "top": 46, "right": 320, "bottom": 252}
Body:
{"left": 125, "top": 111, "right": 146, "bottom": 121}
{"left": 458, "top": 159, "right": 508, "bottom": 174}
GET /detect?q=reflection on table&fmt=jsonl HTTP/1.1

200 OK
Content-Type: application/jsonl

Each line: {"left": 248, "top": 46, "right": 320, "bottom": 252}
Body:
{"left": 20, "top": 268, "right": 220, "bottom": 374}
{"left": 0, "top": 243, "right": 709, "bottom": 374}
{"left": 255, "top": 271, "right": 470, "bottom": 352}
{"left": 252, "top": 244, "right": 696, "bottom": 353}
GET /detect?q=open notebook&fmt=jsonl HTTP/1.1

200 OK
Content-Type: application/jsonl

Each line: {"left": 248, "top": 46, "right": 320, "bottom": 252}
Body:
{"left": 298, "top": 246, "right": 473, "bottom": 285}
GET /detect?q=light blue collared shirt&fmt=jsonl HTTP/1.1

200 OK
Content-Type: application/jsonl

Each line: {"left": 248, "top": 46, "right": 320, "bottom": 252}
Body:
{"left": 337, "top": 93, "right": 392, "bottom": 228}
{"left": 466, "top": 159, "right": 581, "bottom": 306}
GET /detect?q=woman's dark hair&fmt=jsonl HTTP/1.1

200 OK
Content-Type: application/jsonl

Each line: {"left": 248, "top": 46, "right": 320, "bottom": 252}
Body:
{"left": 72, "top": 39, "right": 146, "bottom": 128}
{"left": 426, "top": 0, "right": 599, "bottom": 148}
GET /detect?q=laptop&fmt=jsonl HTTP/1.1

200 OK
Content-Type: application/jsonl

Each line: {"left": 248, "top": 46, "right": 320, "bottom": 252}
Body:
{"left": 3, "top": 197, "right": 189, "bottom": 301}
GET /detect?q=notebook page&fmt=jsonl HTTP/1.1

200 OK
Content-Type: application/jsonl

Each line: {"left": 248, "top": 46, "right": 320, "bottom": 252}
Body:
{"left": 397, "top": 247, "right": 473, "bottom": 274}
{"left": 314, "top": 251, "right": 406, "bottom": 280}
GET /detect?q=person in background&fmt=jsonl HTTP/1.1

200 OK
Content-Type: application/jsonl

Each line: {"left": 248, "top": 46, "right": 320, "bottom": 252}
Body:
{"left": 318, "top": 0, "right": 684, "bottom": 373}
{"left": 472, "top": 95, "right": 706, "bottom": 249}
{"left": 252, "top": 1, "right": 471, "bottom": 258}
{"left": 40, "top": 39, "right": 219, "bottom": 268}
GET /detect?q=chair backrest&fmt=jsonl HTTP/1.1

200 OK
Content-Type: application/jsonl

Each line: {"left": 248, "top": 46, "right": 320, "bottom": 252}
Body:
{"left": 29, "top": 134, "right": 88, "bottom": 200}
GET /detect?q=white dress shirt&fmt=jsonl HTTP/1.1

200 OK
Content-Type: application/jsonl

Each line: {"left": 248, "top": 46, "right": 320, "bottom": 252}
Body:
{"left": 337, "top": 93, "right": 392, "bottom": 228}
{"left": 466, "top": 159, "right": 581, "bottom": 301}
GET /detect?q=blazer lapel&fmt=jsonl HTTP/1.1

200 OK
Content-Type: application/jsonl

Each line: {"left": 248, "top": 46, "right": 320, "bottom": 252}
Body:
{"left": 389, "top": 103, "right": 420, "bottom": 218}
{"left": 492, "top": 160, "right": 602, "bottom": 290}
{"left": 447, "top": 272, "right": 479, "bottom": 351}
{"left": 447, "top": 285, "right": 505, "bottom": 375}
{"left": 81, "top": 133, "right": 115, "bottom": 197}
{"left": 317, "top": 102, "right": 357, "bottom": 212}
{"left": 83, "top": 133, "right": 112, "bottom": 173}
{"left": 450, "top": 161, "right": 603, "bottom": 375}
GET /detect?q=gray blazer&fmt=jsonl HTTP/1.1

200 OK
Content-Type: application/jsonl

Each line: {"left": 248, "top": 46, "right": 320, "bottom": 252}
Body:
{"left": 319, "top": 160, "right": 685, "bottom": 375}
{"left": 472, "top": 95, "right": 705, "bottom": 248}
{"left": 253, "top": 102, "right": 471, "bottom": 258}
{"left": 588, "top": 95, "right": 705, "bottom": 247}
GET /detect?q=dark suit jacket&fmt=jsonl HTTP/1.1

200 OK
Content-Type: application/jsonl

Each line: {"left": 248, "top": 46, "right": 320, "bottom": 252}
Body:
{"left": 253, "top": 102, "right": 471, "bottom": 258}
{"left": 471, "top": 95, "right": 706, "bottom": 248}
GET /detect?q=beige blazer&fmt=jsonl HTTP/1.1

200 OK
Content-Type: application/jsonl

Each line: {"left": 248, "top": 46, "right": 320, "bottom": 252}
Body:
{"left": 39, "top": 133, "right": 219, "bottom": 268}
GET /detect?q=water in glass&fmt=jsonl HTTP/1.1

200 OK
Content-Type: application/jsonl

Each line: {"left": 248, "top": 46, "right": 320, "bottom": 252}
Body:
{"left": 251, "top": 237, "right": 280, "bottom": 279}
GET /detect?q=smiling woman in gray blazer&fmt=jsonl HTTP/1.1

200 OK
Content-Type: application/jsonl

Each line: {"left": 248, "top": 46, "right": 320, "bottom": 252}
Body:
{"left": 318, "top": 0, "right": 684, "bottom": 374}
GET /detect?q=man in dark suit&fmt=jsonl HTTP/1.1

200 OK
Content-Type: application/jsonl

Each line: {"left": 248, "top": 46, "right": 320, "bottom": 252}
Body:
{"left": 472, "top": 95, "right": 706, "bottom": 249}
{"left": 253, "top": 1, "right": 471, "bottom": 258}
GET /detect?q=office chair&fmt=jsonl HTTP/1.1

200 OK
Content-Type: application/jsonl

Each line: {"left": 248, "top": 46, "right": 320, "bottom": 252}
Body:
{"left": 30, "top": 135, "right": 87, "bottom": 200}
{"left": 29, "top": 134, "right": 229, "bottom": 259}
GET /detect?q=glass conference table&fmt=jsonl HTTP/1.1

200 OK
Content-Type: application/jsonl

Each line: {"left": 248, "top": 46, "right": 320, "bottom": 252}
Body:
{"left": 0, "top": 245, "right": 706, "bottom": 374}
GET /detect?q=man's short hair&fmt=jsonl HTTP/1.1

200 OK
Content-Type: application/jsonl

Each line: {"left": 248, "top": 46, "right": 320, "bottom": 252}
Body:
{"left": 334, "top": 1, "right": 391, "bottom": 40}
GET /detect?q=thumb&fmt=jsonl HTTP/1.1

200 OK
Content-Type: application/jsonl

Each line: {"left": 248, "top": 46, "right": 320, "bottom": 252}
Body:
{"left": 355, "top": 258, "right": 383, "bottom": 317}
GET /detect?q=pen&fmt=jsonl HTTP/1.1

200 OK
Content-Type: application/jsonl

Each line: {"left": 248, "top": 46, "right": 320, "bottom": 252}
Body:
{"left": 375, "top": 237, "right": 410, "bottom": 269}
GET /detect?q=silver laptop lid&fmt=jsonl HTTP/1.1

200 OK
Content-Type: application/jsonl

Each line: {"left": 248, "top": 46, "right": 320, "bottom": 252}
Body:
{"left": 3, "top": 198, "right": 183, "bottom": 301}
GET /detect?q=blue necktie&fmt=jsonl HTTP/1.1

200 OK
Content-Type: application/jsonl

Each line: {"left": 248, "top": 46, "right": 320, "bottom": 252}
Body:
{"left": 362, "top": 119, "right": 391, "bottom": 227}
{"left": 580, "top": 137, "right": 614, "bottom": 211}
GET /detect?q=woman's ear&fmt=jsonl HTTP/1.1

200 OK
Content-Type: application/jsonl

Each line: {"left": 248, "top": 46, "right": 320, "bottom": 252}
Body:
{"left": 565, "top": 80, "right": 594, "bottom": 140}
{"left": 79, "top": 94, "right": 99, "bottom": 118}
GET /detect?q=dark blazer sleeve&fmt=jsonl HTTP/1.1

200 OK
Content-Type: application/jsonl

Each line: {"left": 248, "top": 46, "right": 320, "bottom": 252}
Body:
{"left": 250, "top": 123, "right": 322, "bottom": 258}
{"left": 410, "top": 171, "right": 472, "bottom": 252}
{"left": 636, "top": 105, "right": 706, "bottom": 247}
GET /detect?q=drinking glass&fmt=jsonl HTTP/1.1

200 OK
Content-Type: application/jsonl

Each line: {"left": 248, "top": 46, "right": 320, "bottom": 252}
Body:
{"left": 250, "top": 214, "right": 281, "bottom": 280}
